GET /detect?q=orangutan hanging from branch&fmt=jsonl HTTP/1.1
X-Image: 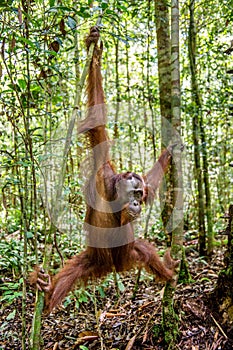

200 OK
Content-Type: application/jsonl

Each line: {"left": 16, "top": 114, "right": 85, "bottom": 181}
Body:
{"left": 30, "top": 26, "right": 179, "bottom": 313}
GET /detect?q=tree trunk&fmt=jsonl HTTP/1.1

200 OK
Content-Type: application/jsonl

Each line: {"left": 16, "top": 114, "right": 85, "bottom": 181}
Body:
{"left": 155, "top": 0, "right": 184, "bottom": 348}
{"left": 209, "top": 205, "right": 233, "bottom": 327}
{"left": 125, "top": 23, "right": 133, "bottom": 170}
{"left": 190, "top": 0, "right": 213, "bottom": 255}
{"left": 188, "top": 0, "right": 206, "bottom": 256}
{"left": 155, "top": 0, "right": 173, "bottom": 245}
{"left": 200, "top": 113, "right": 213, "bottom": 255}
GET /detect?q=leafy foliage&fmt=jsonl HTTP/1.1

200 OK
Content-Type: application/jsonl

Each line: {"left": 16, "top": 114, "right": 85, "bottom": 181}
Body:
{"left": 0, "top": 0, "right": 232, "bottom": 322}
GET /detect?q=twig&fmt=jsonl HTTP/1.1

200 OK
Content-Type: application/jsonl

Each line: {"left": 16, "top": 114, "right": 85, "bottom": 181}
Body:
{"left": 210, "top": 314, "right": 228, "bottom": 339}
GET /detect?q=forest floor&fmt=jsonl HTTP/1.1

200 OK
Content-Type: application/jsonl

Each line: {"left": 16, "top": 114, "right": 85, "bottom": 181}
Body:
{"left": 1, "top": 244, "right": 233, "bottom": 350}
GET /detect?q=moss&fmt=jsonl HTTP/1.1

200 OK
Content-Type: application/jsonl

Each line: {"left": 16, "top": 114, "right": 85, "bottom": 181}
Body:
{"left": 162, "top": 282, "right": 179, "bottom": 349}
{"left": 153, "top": 324, "right": 162, "bottom": 340}
{"left": 177, "top": 247, "right": 192, "bottom": 284}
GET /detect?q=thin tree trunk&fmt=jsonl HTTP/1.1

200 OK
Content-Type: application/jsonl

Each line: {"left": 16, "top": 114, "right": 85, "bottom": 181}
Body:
{"left": 147, "top": 0, "right": 156, "bottom": 161}
{"left": 188, "top": 0, "right": 206, "bottom": 256}
{"left": 200, "top": 113, "right": 213, "bottom": 255}
{"left": 170, "top": 0, "right": 183, "bottom": 252}
{"left": 125, "top": 26, "right": 133, "bottom": 170}
{"left": 113, "top": 36, "right": 122, "bottom": 170}
{"left": 155, "top": 0, "right": 173, "bottom": 244}
{"left": 144, "top": 0, "right": 155, "bottom": 238}
{"left": 162, "top": 0, "right": 183, "bottom": 347}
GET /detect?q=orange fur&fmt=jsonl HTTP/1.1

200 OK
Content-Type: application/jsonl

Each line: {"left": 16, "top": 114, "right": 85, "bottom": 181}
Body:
{"left": 31, "top": 27, "right": 177, "bottom": 313}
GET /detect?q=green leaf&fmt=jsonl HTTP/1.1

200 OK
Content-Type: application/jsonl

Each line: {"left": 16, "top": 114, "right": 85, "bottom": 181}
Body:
{"left": 6, "top": 310, "right": 16, "bottom": 320}
{"left": 78, "top": 294, "right": 88, "bottom": 303}
{"left": 26, "top": 231, "right": 34, "bottom": 238}
{"left": 118, "top": 281, "right": 125, "bottom": 292}
{"left": 18, "top": 79, "right": 27, "bottom": 91}
{"left": 19, "top": 37, "right": 37, "bottom": 48}
{"left": 78, "top": 7, "right": 91, "bottom": 18}
{"left": 100, "top": 0, "right": 109, "bottom": 10}
{"left": 1, "top": 292, "right": 22, "bottom": 302}
{"left": 117, "top": 4, "right": 128, "bottom": 12}
{"left": 97, "top": 286, "right": 105, "bottom": 297}
{"left": 0, "top": 0, "right": 14, "bottom": 8}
